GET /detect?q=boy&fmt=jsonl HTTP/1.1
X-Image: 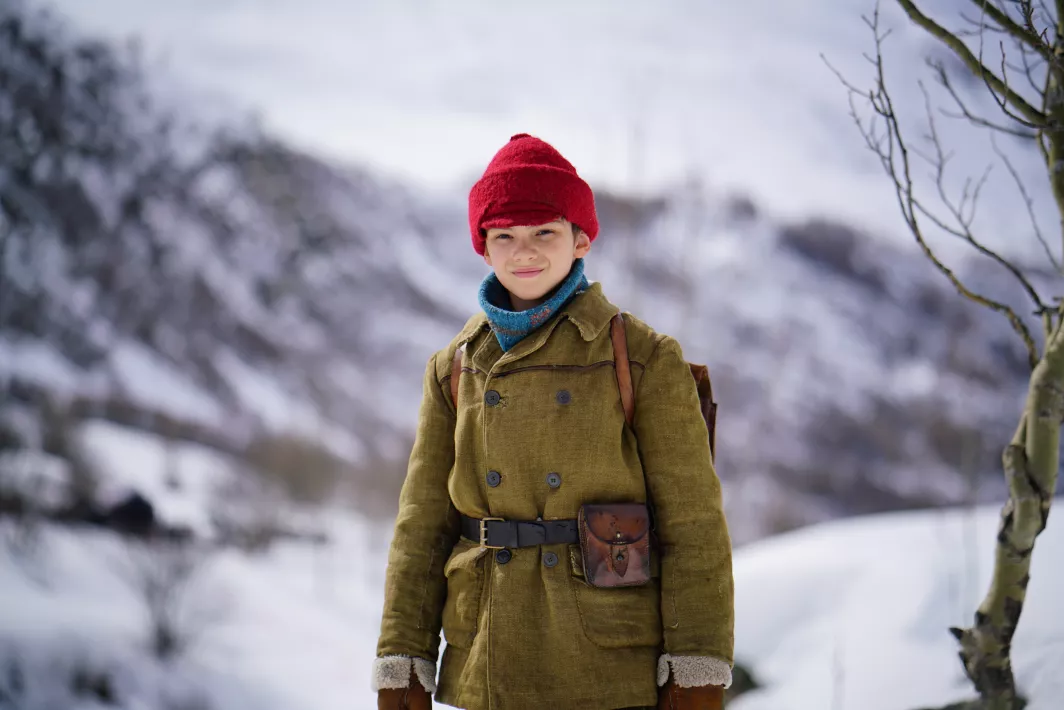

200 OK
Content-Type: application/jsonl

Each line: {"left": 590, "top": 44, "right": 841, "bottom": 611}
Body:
{"left": 373, "top": 134, "right": 734, "bottom": 710}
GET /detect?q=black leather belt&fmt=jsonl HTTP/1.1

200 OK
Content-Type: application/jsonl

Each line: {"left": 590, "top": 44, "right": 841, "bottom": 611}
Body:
{"left": 460, "top": 514, "right": 579, "bottom": 549}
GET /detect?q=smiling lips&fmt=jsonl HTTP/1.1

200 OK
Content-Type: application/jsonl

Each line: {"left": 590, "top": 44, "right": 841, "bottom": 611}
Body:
{"left": 512, "top": 268, "right": 544, "bottom": 278}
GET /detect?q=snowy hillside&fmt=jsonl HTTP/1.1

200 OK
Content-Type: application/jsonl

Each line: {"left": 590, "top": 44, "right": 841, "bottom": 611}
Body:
{"left": 1, "top": 425, "right": 1060, "bottom": 710}
{"left": 3, "top": 2, "right": 1060, "bottom": 708}
{"left": 40, "top": 0, "right": 1054, "bottom": 262}
{"left": 2, "top": 0, "right": 1051, "bottom": 544}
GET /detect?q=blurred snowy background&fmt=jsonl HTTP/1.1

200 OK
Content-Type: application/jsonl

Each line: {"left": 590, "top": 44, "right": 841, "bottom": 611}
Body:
{"left": 1, "top": 0, "right": 1061, "bottom": 708}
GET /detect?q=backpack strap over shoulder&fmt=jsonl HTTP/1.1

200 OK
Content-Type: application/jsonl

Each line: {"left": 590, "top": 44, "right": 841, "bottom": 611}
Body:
{"left": 610, "top": 312, "right": 635, "bottom": 427}
{"left": 689, "top": 363, "right": 717, "bottom": 460}
{"left": 450, "top": 343, "right": 465, "bottom": 408}
{"left": 611, "top": 311, "right": 718, "bottom": 461}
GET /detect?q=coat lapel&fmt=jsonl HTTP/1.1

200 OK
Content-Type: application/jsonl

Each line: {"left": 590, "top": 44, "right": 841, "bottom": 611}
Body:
{"left": 493, "top": 281, "right": 618, "bottom": 369}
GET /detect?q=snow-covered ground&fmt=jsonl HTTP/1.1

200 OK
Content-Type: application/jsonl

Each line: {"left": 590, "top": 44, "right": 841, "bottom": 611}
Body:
{"left": 1, "top": 425, "right": 1061, "bottom": 709}
{"left": 732, "top": 505, "right": 1064, "bottom": 710}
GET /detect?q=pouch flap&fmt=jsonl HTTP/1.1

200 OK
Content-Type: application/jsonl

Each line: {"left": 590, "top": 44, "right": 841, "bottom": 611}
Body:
{"left": 579, "top": 503, "right": 650, "bottom": 545}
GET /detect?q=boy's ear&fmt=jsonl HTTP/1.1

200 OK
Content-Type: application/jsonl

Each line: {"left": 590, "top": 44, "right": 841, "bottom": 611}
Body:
{"left": 574, "top": 229, "right": 591, "bottom": 258}
{"left": 482, "top": 250, "right": 493, "bottom": 266}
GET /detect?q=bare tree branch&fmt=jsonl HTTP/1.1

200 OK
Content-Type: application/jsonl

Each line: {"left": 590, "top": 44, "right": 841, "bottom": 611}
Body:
{"left": 915, "top": 82, "right": 1050, "bottom": 313}
{"left": 976, "top": 32, "right": 1046, "bottom": 129}
{"left": 849, "top": 1, "right": 1064, "bottom": 705}
{"left": 1038, "top": 1, "right": 1058, "bottom": 35}
{"left": 969, "top": 1, "right": 1055, "bottom": 61}
{"left": 1017, "top": 42, "right": 1047, "bottom": 95}
{"left": 932, "top": 59, "right": 1041, "bottom": 137}
{"left": 958, "top": 10, "right": 1011, "bottom": 36}
{"left": 991, "top": 132, "right": 1063, "bottom": 272}
{"left": 896, "top": 0, "right": 1048, "bottom": 125}
{"left": 823, "top": 7, "right": 1043, "bottom": 368}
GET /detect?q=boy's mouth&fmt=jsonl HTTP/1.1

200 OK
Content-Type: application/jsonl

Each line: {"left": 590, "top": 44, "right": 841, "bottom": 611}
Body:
{"left": 512, "top": 268, "right": 544, "bottom": 278}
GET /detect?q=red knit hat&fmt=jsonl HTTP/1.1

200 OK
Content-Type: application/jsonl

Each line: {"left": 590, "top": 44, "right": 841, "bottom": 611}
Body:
{"left": 468, "top": 133, "right": 599, "bottom": 255}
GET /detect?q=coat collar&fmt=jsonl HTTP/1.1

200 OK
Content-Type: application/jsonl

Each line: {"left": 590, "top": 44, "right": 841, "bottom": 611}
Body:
{"left": 559, "top": 281, "right": 618, "bottom": 342}
{"left": 457, "top": 281, "right": 618, "bottom": 373}
{"left": 456, "top": 311, "right": 490, "bottom": 348}
{"left": 456, "top": 281, "right": 616, "bottom": 349}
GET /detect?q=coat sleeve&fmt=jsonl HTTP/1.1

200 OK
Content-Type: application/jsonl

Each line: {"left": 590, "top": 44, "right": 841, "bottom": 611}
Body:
{"left": 373, "top": 351, "right": 461, "bottom": 691}
{"left": 633, "top": 335, "right": 735, "bottom": 688}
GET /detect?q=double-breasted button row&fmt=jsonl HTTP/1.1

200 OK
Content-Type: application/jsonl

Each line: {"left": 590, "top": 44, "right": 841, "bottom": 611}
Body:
{"left": 485, "top": 471, "right": 560, "bottom": 489}
{"left": 485, "top": 389, "right": 571, "bottom": 406}
{"left": 495, "top": 549, "right": 559, "bottom": 567}
{"left": 494, "top": 549, "right": 558, "bottom": 567}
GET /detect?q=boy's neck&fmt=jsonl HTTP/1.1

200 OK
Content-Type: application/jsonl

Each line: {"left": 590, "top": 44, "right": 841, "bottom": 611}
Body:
{"left": 508, "top": 292, "right": 545, "bottom": 311}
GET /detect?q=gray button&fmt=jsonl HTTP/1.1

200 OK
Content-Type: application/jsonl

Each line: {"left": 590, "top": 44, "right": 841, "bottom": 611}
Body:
{"left": 485, "top": 390, "right": 501, "bottom": 406}
{"left": 545, "top": 472, "right": 562, "bottom": 489}
{"left": 486, "top": 470, "right": 502, "bottom": 487}
{"left": 496, "top": 549, "right": 512, "bottom": 564}
{"left": 543, "top": 551, "right": 558, "bottom": 567}
{"left": 556, "top": 389, "right": 571, "bottom": 405}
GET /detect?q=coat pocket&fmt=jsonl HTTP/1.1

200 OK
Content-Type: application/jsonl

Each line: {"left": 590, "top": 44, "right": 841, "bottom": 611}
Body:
{"left": 441, "top": 538, "right": 488, "bottom": 648}
{"left": 568, "top": 543, "right": 662, "bottom": 648}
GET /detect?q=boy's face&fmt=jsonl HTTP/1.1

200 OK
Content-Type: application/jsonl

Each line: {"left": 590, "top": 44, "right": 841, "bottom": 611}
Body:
{"left": 482, "top": 220, "right": 592, "bottom": 307}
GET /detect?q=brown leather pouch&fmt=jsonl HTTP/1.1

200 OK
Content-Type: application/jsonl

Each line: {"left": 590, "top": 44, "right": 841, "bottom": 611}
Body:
{"left": 577, "top": 503, "right": 652, "bottom": 588}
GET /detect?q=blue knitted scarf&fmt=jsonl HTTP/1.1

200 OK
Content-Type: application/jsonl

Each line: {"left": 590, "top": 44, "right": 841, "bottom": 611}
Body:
{"left": 479, "top": 259, "right": 590, "bottom": 352}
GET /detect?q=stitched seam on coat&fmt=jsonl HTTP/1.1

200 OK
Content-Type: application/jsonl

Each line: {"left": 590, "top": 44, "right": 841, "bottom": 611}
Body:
{"left": 668, "top": 589, "right": 680, "bottom": 629}
{"left": 416, "top": 546, "right": 436, "bottom": 629}
{"left": 471, "top": 551, "right": 488, "bottom": 646}
{"left": 570, "top": 576, "right": 604, "bottom": 648}
{"left": 431, "top": 352, "right": 459, "bottom": 418}
{"left": 633, "top": 334, "right": 668, "bottom": 401}
{"left": 486, "top": 360, "right": 647, "bottom": 379}
{"left": 464, "top": 548, "right": 485, "bottom": 646}
{"left": 440, "top": 367, "right": 483, "bottom": 382}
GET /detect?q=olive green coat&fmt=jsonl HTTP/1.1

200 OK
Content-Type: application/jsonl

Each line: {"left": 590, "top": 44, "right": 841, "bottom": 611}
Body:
{"left": 375, "top": 282, "right": 734, "bottom": 710}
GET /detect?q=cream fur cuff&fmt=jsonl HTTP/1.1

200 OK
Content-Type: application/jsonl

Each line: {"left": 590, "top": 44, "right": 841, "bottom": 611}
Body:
{"left": 371, "top": 655, "right": 437, "bottom": 694}
{"left": 657, "top": 654, "right": 732, "bottom": 689}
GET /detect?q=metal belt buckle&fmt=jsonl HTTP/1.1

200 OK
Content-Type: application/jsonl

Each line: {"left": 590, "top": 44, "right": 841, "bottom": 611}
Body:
{"left": 480, "top": 517, "right": 505, "bottom": 549}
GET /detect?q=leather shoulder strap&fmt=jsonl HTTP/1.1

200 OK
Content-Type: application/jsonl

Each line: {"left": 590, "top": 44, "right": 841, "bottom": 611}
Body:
{"left": 450, "top": 344, "right": 464, "bottom": 408}
{"left": 610, "top": 312, "right": 635, "bottom": 427}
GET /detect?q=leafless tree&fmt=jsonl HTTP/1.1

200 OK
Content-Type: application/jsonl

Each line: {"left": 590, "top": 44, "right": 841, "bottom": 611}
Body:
{"left": 116, "top": 537, "right": 225, "bottom": 661}
{"left": 826, "top": 2, "right": 1063, "bottom": 708}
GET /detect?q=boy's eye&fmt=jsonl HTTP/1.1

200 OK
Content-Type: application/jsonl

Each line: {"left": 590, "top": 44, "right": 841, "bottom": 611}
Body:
{"left": 494, "top": 233, "right": 512, "bottom": 240}
{"left": 536, "top": 229, "right": 555, "bottom": 236}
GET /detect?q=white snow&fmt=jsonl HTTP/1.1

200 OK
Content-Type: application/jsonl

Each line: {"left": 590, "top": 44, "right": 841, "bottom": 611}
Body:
{"left": 732, "top": 503, "right": 1064, "bottom": 710}
{"left": 212, "top": 349, "right": 366, "bottom": 461}
{"left": 0, "top": 337, "right": 85, "bottom": 392}
{"left": 78, "top": 420, "right": 234, "bottom": 536}
{"left": 3, "top": 421, "right": 1061, "bottom": 710}
{"left": 109, "top": 340, "right": 226, "bottom": 426}
{"left": 0, "top": 517, "right": 385, "bottom": 710}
